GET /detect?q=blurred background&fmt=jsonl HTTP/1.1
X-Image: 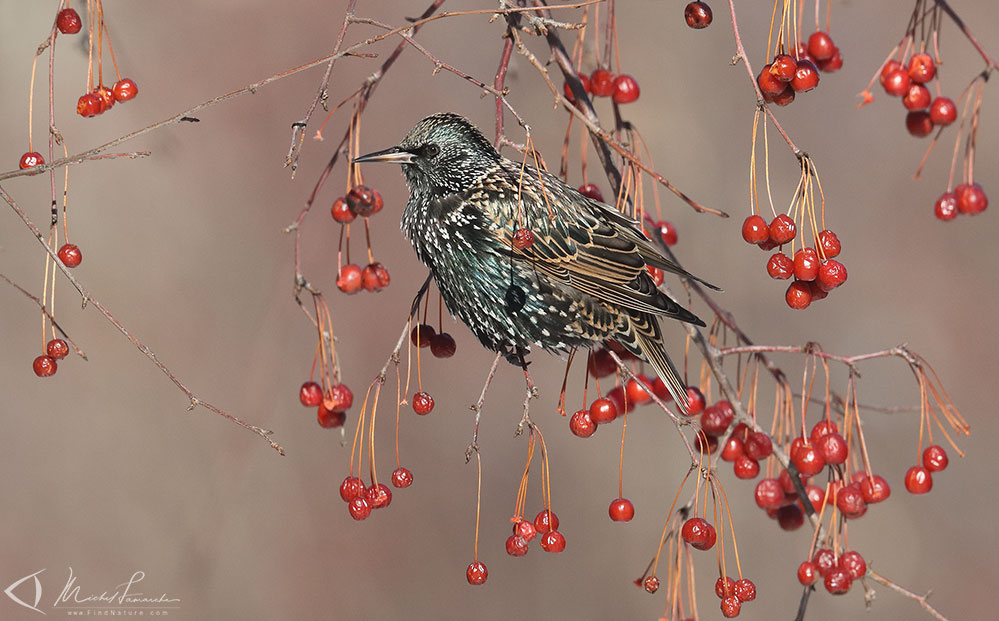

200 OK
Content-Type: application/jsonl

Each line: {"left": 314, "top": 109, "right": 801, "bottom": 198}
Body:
{"left": 1, "top": 1, "right": 996, "bottom": 619}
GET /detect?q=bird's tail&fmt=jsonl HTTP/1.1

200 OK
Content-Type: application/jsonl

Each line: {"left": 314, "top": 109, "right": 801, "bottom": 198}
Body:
{"left": 631, "top": 314, "right": 691, "bottom": 415}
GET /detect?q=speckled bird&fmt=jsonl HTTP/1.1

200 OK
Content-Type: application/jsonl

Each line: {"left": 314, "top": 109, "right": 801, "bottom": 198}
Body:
{"left": 354, "top": 113, "right": 717, "bottom": 413}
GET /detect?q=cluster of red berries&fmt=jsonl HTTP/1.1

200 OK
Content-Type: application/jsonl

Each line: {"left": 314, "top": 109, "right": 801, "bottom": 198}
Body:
{"left": 741, "top": 215, "right": 847, "bottom": 310}
{"left": 878, "top": 54, "right": 956, "bottom": 138}
{"left": 797, "top": 548, "right": 867, "bottom": 596}
{"left": 505, "top": 510, "right": 566, "bottom": 561}
{"left": 756, "top": 32, "right": 843, "bottom": 106}
{"left": 933, "top": 183, "right": 988, "bottom": 220}
{"left": 684, "top": 1, "right": 713, "bottom": 29}
{"left": 411, "top": 323, "right": 456, "bottom": 359}
{"left": 714, "top": 574, "right": 758, "bottom": 618}
{"left": 563, "top": 68, "right": 640, "bottom": 106}
{"left": 338, "top": 466, "right": 413, "bottom": 521}
{"left": 299, "top": 381, "right": 354, "bottom": 428}
{"left": 76, "top": 78, "right": 138, "bottom": 118}
{"left": 32, "top": 338, "right": 70, "bottom": 377}
{"left": 333, "top": 186, "right": 393, "bottom": 294}
{"left": 904, "top": 444, "right": 950, "bottom": 494}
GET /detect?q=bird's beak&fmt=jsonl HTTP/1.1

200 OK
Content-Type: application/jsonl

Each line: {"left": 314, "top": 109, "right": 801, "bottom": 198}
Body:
{"left": 353, "top": 146, "right": 416, "bottom": 165}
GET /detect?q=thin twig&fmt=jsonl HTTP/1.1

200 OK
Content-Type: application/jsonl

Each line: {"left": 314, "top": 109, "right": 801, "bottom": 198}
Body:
{"left": 0, "top": 272, "right": 87, "bottom": 360}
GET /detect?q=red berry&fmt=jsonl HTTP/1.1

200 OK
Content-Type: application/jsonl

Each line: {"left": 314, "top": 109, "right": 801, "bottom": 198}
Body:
{"left": 612, "top": 74, "right": 640, "bottom": 104}
{"left": 881, "top": 60, "right": 903, "bottom": 85}
{"left": 411, "top": 323, "right": 435, "bottom": 347}
{"left": 715, "top": 576, "right": 736, "bottom": 599}
{"left": 839, "top": 551, "right": 867, "bottom": 579}
{"left": 810, "top": 419, "right": 838, "bottom": 443}
{"left": 771, "top": 54, "right": 798, "bottom": 82}
{"left": 790, "top": 59, "right": 820, "bottom": 92}
{"left": 816, "top": 47, "right": 843, "bottom": 72}
{"left": 609, "top": 498, "right": 635, "bottom": 522}
{"left": 534, "top": 509, "right": 559, "bottom": 534}
{"left": 813, "top": 548, "right": 836, "bottom": 577}
{"left": 112, "top": 78, "right": 138, "bottom": 102}
{"left": 512, "top": 228, "right": 535, "bottom": 250}
{"left": 589, "top": 69, "right": 615, "bottom": 97}
{"left": 56, "top": 8, "right": 83, "bottom": 34}
{"left": 365, "top": 483, "right": 392, "bottom": 509}
{"left": 346, "top": 185, "right": 377, "bottom": 217}
{"left": 955, "top": 182, "right": 988, "bottom": 214}
{"left": 824, "top": 568, "right": 853, "bottom": 594}
{"left": 684, "top": 2, "right": 713, "bottom": 29}
{"left": 922, "top": 445, "right": 949, "bottom": 472}
{"left": 818, "top": 230, "right": 841, "bottom": 258}
{"left": 361, "top": 262, "right": 389, "bottom": 292}
{"left": 734, "top": 578, "right": 756, "bottom": 602}
{"left": 58, "top": 244, "right": 82, "bottom": 267}
{"left": 77, "top": 92, "right": 103, "bottom": 117}
{"left": 695, "top": 433, "right": 718, "bottom": 454}
{"left": 757, "top": 64, "right": 786, "bottom": 96}
{"left": 906, "top": 110, "right": 934, "bottom": 137}
{"left": 94, "top": 85, "right": 115, "bottom": 112}
{"left": 32, "top": 355, "right": 57, "bottom": 377}
{"left": 904, "top": 465, "right": 933, "bottom": 494}
{"left": 578, "top": 184, "right": 604, "bottom": 202}
{"left": 733, "top": 455, "right": 760, "bottom": 479}
{"left": 744, "top": 431, "right": 773, "bottom": 460}
{"left": 807, "top": 31, "right": 836, "bottom": 61}
{"left": 720, "top": 596, "right": 741, "bottom": 618}
{"left": 391, "top": 467, "right": 414, "bottom": 488}
{"left": 330, "top": 197, "right": 355, "bottom": 223}
{"left": 326, "top": 384, "right": 353, "bottom": 411}
{"left": 836, "top": 485, "right": 866, "bottom": 518}
{"left": 317, "top": 404, "right": 345, "bottom": 428}
{"left": 569, "top": 409, "right": 597, "bottom": 438}
{"left": 767, "top": 252, "right": 793, "bottom": 279}
{"left": 369, "top": 189, "right": 384, "bottom": 215}
{"left": 903, "top": 83, "right": 932, "bottom": 111}
{"left": 792, "top": 441, "right": 826, "bottom": 475}
{"left": 721, "top": 435, "right": 744, "bottom": 461}
{"left": 466, "top": 561, "right": 487, "bottom": 585}
{"left": 908, "top": 53, "right": 936, "bottom": 84}
{"left": 589, "top": 397, "right": 618, "bottom": 424}
{"left": 299, "top": 381, "right": 323, "bottom": 407}
{"left": 817, "top": 259, "right": 848, "bottom": 291}
{"left": 625, "top": 375, "right": 652, "bottom": 405}
{"left": 644, "top": 576, "right": 660, "bottom": 593}
{"left": 587, "top": 348, "right": 616, "bottom": 378}
{"left": 754, "top": 478, "right": 784, "bottom": 509}
{"left": 513, "top": 518, "right": 537, "bottom": 541}
{"left": 540, "top": 530, "right": 566, "bottom": 553}
{"left": 770, "top": 85, "right": 796, "bottom": 106}
{"left": 657, "top": 220, "right": 679, "bottom": 246}
{"left": 860, "top": 474, "right": 892, "bottom": 503}
{"left": 797, "top": 560, "right": 818, "bottom": 585}
{"left": 793, "top": 247, "right": 820, "bottom": 281}
{"left": 506, "top": 534, "right": 529, "bottom": 557}
{"left": 412, "top": 391, "right": 434, "bottom": 415}
{"left": 46, "top": 338, "right": 69, "bottom": 360}
{"left": 339, "top": 476, "right": 366, "bottom": 502}
{"left": 768, "top": 214, "right": 796, "bottom": 244}
{"left": 700, "top": 401, "right": 734, "bottom": 436}
{"left": 646, "top": 265, "right": 664, "bottom": 287}
{"left": 650, "top": 377, "right": 673, "bottom": 401}
{"left": 336, "top": 264, "right": 362, "bottom": 293}
{"left": 777, "top": 504, "right": 805, "bottom": 530}
{"left": 785, "top": 281, "right": 812, "bottom": 310}
{"left": 817, "top": 432, "right": 848, "bottom": 464}
{"left": 348, "top": 496, "right": 371, "bottom": 520}
{"left": 929, "top": 97, "right": 957, "bottom": 126}
{"left": 19, "top": 152, "right": 44, "bottom": 169}
{"left": 741, "top": 214, "right": 769, "bottom": 244}
{"left": 882, "top": 68, "right": 911, "bottom": 97}
{"left": 430, "top": 332, "right": 456, "bottom": 358}
{"left": 681, "top": 517, "right": 717, "bottom": 550}
{"left": 685, "top": 386, "right": 706, "bottom": 415}
{"left": 794, "top": 42, "right": 813, "bottom": 64}
{"left": 563, "top": 73, "right": 591, "bottom": 104}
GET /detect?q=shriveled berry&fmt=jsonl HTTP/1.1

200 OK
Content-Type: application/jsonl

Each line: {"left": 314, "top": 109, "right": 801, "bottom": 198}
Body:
{"left": 346, "top": 185, "right": 376, "bottom": 217}
{"left": 326, "top": 383, "right": 353, "bottom": 411}
{"left": 715, "top": 576, "right": 736, "bottom": 598}
{"left": 908, "top": 53, "right": 936, "bottom": 84}
{"left": 57, "top": 8, "right": 83, "bottom": 34}
{"left": 758, "top": 64, "right": 787, "bottom": 96}
{"left": 906, "top": 110, "right": 934, "bottom": 137}
{"left": 94, "top": 85, "right": 115, "bottom": 111}
{"left": 299, "top": 381, "right": 323, "bottom": 407}
{"left": 904, "top": 465, "right": 933, "bottom": 494}
{"left": 513, "top": 518, "right": 537, "bottom": 541}
{"left": 609, "top": 498, "right": 635, "bottom": 522}
{"left": 836, "top": 485, "right": 866, "bottom": 518}
{"left": 612, "top": 75, "right": 640, "bottom": 104}
{"left": 506, "top": 534, "right": 529, "bottom": 557}
{"left": 785, "top": 281, "right": 812, "bottom": 310}
{"left": 741, "top": 214, "right": 769, "bottom": 244}
{"left": 348, "top": 496, "right": 371, "bottom": 520}
{"left": 339, "top": 476, "right": 366, "bottom": 502}
{"left": 19, "top": 152, "right": 44, "bottom": 169}
{"left": 839, "top": 550, "right": 867, "bottom": 579}
{"left": 77, "top": 92, "right": 103, "bottom": 117}
{"left": 589, "top": 397, "right": 618, "bottom": 424}
{"left": 767, "top": 252, "right": 793, "bottom": 279}
{"left": 929, "top": 97, "right": 957, "bottom": 126}
{"left": 330, "top": 197, "right": 355, "bottom": 223}
{"left": 365, "top": 482, "right": 392, "bottom": 509}
{"left": 534, "top": 509, "right": 559, "bottom": 534}
{"left": 589, "top": 69, "right": 615, "bottom": 97}
{"left": 793, "top": 247, "right": 820, "bottom": 281}
{"left": 336, "top": 264, "right": 362, "bottom": 293}
{"left": 682, "top": 517, "right": 716, "bottom": 550}
{"left": 903, "top": 83, "right": 931, "bottom": 111}
{"left": 644, "top": 575, "right": 660, "bottom": 593}
{"left": 734, "top": 578, "right": 756, "bottom": 602}
{"left": 882, "top": 68, "right": 911, "bottom": 97}
{"left": 411, "top": 324, "right": 435, "bottom": 347}
{"left": 813, "top": 548, "right": 836, "bottom": 577}
{"left": 512, "top": 228, "right": 535, "bottom": 250}
{"left": 769, "top": 214, "right": 796, "bottom": 244}
{"left": 540, "top": 530, "right": 566, "bottom": 552}
{"left": 771, "top": 54, "right": 797, "bottom": 82}
{"left": 361, "top": 262, "right": 389, "bottom": 292}
{"left": 430, "top": 332, "right": 456, "bottom": 358}
{"left": 391, "top": 467, "right": 414, "bottom": 488}
{"left": 818, "top": 230, "right": 841, "bottom": 258}
{"left": 316, "top": 405, "right": 345, "bottom": 428}
{"left": 684, "top": 1, "right": 713, "bottom": 29}
{"left": 46, "top": 338, "right": 69, "bottom": 360}
{"left": 112, "top": 78, "right": 138, "bottom": 102}
{"left": 922, "top": 445, "right": 949, "bottom": 472}
{"left": 797, "top": 560, "right": 818, "bottom": 585}
{"left": 578, "top": 184, "right": 604, "bottom": 202}
{"left": 33, "top": 355, "right": 57, "bottom": 377}
{"left": 807, "top": 31, "right": 836, "bottom": 61}
{"left": 790, "top": 59, "right": 820, "bottom": 92}
{"left": 955, "top": 182, "right": 988, "bottom": 214}
{"left": 824, "top": 568, "right": 852, "bottom": 594}
{"left": 817, "top": 260, "right": 848, "bottom": 291}
{"left": 412, "top": 391, "right": 434, "bottom": 415}
{"left": 466, "top": 561, "right": 488, "bottom": 585}
{"left": 569, "top": 409, "right": 597, "bottom": 438}
{"left": 721, "top": 595, "right": 741, "bottom": 618}
{"left": 58, "top": 244, "right": 82, "bottom": 267}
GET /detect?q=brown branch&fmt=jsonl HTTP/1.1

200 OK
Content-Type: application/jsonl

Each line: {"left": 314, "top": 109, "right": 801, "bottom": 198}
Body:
{"left": 1, "top": 184, "right": 284, "bottom": 455}
{"left": 934, "top": 0, "right": 999, "bottom": 69}
{"left": 0, "top": 272, "right": 87, "bottom": 360}
{"left": 868, "top": 570, "right": 951, "bottom": 621}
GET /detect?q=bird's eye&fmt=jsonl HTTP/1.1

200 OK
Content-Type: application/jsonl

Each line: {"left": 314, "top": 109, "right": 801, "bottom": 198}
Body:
{"left": 422, "top": 143, "right": 440, "bottom": 158}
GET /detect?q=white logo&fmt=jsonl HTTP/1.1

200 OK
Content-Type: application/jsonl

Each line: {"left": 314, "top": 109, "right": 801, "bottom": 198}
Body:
{"left": 4, "top": 568, "right": 46, "bottom": 614}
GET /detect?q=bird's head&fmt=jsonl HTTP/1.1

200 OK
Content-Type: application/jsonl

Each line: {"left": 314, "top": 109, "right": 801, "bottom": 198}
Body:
{"left": 354, "top": 113, "right": 500, "bottom": 194}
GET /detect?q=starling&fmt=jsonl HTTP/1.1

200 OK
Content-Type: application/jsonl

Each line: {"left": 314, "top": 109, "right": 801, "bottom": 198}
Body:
{"left": 354, "top": 113, "right": 717, "bottom": 413}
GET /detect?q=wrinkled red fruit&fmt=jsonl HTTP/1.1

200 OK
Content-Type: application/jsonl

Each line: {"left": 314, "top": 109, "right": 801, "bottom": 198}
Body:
{"left": 506, "top": 534, "right": 528, "bottom": 557}
{"left": 569, "top": 409, "right": 597, "bottom": 438}
{"left": 904, "top": 465, "right": 933, "bottom": 494}
{"left": 684, "top": 2, "right": 713, "bottom": 29}
{"left": 734, "top": 578, "right": 756, "bottom": 602}
{"left": 922, "top": 445, "right": 949, "bottom": 472}
{"left": 644, "top": 576, "right": 660, "bottom": 593}
{"left": 733, "top": 455, "right": 760, "bottom": 479}
{"left": 955, "top": 182, "right": 988, "bottom": 214}
{"left": 609, "top": 498, "right": 635, "bottom": 522}
{"left": 58, "top": 243, "right": 82, "bottom": 267}
{"left": 391, "top": 467, "right": 414, "bottom": 488}
{"left": 330, "top": 197, "right": 355, "bottom": 223}
{"left": 769, "top": 214, "right": 796, "bottom": 244}
{"left": 112, "top": 78, "right": 138, "bottom": 102}
{"left": 299, "top": 381, "right": 323, "bottom": 407}
{"left": 361, "top": 262, "right": 389, "bottom": 291}
{"left": 317, "top": 405, "right": 345, "bottom": 428}
{"left": 513, "top": 518, "right": 537, "bottom": 542}
{"left": 326, "top": 384, "right": 353, "bottom": 411}
{"left": 929, "top": 97, "right": 957, "bottom": 126}
{"left": 839, "top": 550, "right": 867, "bottom": 579}
{"left": 824, "top": 568, "right": 853, "bottom": 594}
{"left": 365, "top": 483, "right": 392, "bottom": 509}
{"left": 466, "top": 561, "right": 488, "bottom": 585}
{"left": 412, "top": 391, "right": 434, "bottom": 415}
{"left": 46, "top": 338, "right": 69, "bottom": 360}
{"left": 95, "top": 85, "right": 115, "bottom": 112}
{"left": 721, "top": 596, "right": 741, "bottom": 618}
{"left": 540, "top": 530, "right": 566, "bottom": 553}
{"left": 612, "top": 75, "right": 640, "bottom": 104}
{"left": 785, "top": 281, "right": 812, "bottom": 310}
{"left": 77, "top": 93, "right": 103, "bottom": 117}
{"left": 57, "top": 8, "right": 83, "bottom": 34}
{"left": 859, "top": 474, "right": 891, "bottom": 504}
{"left": 348, "top": 496, "right": 371, "bottom": 520}
{"left": 33, "top": 355, "right": 57, "bottom": 377}
{"left": 339, "top": 476, "right": 365, "bottom": 502}
{"left": 767, "top": 252, "right": 793, "bottom": 279}
{"left": 908, "top": 53, "right": 936, "bottom": 84}
{"left": 430, "top": 332, "right": 456, "bottom": 358}
{"left": 758, "top": 64, "right": 787, "bottom": 97}
{"left": 715, "top": 576, "right": 736, "bottom": 599}
{"left": 681, "top": 517, "right": 717, "bottom": 550}
{"left": 818, "top": 229, "right": 841, "bottom": 258}
{"left": 817, "top": 259, "right": 847, "bottom": 291}
{"left": 771, "top": 54, "right": 797, "bottom": 82}
{"left": 19, "top": 152, "right": 44, "bottom": 169}
{"left": 513, "top": 228, "right": 535, "bottom": 250}
{"left": 534, "top": 509, "right": 559, "bottom": 534}
{"left": 346, "top": 185, "right": 378, "bottom": 217}
{"left": 587, "top": 348, "right": 616, "bottom": 378}
{"left": 336, "top": 264, "right": 362, "bottom": 294}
